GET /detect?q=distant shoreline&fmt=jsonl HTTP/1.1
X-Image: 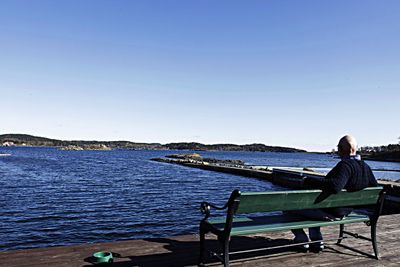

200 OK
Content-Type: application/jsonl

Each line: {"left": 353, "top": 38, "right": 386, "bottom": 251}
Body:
{"left": 0, "top": 133, "right": 306, "bottom": 153}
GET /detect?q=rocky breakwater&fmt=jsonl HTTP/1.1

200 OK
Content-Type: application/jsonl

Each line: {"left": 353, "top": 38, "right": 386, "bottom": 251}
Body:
{"left": 151, "top": 153, "right": 274, "bottom": 181}
{"left": 60, "top": 144, "right": 112, "bottom": 151}
{"left": 153, "top": 153, "right": 245, "bottom": 166}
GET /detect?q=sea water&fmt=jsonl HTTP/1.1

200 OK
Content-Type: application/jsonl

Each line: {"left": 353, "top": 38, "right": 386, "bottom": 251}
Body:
{"left": 0, "top": 147, "right": 399, "bottom": 251}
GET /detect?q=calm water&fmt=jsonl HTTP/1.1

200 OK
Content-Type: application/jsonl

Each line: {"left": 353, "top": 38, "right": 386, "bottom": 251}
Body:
{"left": 0, "top": 147, "right": 399, "bottom": 251}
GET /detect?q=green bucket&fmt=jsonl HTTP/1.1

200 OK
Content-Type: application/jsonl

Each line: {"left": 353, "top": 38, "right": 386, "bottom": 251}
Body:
{"left": 93, "top": 251, "right": 113, "bottom": 264}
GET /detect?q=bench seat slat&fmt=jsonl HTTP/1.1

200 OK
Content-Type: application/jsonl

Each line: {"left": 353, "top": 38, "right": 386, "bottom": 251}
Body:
{"left": 209, "top": 213, "right": 369, "bottom": 236}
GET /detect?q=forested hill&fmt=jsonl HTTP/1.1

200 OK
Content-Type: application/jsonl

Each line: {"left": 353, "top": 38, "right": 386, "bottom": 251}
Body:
{"left": 0, "top": 134, "right": 163, "bottom": 150}
{"left": 164, "top": 142, "right": 305, "bottom": 152}
{"left": 361, "top": 143, "right": 400, "bottom": 162}
{"left": 0, "top": 134, "right": 306, "bottom": 152}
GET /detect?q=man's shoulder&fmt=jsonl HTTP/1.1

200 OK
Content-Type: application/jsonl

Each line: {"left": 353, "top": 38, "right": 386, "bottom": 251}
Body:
{"left": 339, "top": 158, "right": 373, "bottom": 172}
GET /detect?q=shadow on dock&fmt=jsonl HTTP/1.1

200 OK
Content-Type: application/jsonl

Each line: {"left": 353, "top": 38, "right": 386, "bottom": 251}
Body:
{"left": 83, "top": 236, "right": 296, "bottom": 267}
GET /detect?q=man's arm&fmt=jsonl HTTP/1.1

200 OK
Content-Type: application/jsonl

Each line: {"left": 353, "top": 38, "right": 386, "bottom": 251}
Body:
{"left": 366, "top": 164, "right": 378, "bottom": 187}
{"left": 303, "top": 176, "right": 325, "bottom": 189}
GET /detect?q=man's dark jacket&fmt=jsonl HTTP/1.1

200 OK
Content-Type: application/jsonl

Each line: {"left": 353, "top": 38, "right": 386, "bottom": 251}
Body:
{"left": 305, "top": 157, "right": 378, "bottom": 217}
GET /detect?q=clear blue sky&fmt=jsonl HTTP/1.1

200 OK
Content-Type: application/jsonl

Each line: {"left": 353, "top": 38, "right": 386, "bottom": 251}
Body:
{"left": 1, "top": 1, "right": 399, "bottom": 151}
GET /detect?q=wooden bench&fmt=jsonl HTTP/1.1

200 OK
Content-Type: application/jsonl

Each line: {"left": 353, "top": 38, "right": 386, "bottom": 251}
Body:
{"left": 199, "top": 187, "right": 385, "bottom": 267}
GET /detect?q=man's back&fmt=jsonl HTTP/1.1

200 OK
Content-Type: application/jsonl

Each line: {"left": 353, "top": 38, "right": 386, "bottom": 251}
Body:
{"left": 325, "top": 158, "right": 378, "bottom": 193}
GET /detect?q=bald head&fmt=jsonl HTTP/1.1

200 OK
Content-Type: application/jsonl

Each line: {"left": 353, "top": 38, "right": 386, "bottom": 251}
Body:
{"left": 338, "top": 135, "right": 357, "bottom": 157}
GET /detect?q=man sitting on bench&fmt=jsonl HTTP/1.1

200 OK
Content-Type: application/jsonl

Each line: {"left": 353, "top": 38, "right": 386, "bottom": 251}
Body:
{"left": 291, "top": 135, "right": 378, "bottom": 252}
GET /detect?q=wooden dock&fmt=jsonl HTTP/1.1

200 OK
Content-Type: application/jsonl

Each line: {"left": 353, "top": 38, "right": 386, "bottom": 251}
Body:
{"left": 1, "top": 213, "right": 400, "bottom": 267}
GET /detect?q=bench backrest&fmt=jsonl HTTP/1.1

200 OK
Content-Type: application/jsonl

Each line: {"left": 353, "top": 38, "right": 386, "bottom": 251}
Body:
{"left": 235, "top": 187, "right": 382, "bottom": 214}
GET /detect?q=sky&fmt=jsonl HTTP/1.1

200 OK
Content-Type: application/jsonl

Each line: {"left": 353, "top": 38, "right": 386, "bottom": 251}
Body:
{"left": 0, "top": 0, "right": 399, "bottom": 151}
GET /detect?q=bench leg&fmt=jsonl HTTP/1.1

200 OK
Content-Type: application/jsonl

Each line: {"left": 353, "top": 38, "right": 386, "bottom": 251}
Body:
{"left": 371, "top": 221, "right": 379, "bottom": 259}
{"left": 199, "top": 229, "right": 206, "bottom": 265}
{"left": 337, "top": 224, "right": 344, "bottom": 244}
{"left": 223, "top": 239, "right": 230, "bottom": 267}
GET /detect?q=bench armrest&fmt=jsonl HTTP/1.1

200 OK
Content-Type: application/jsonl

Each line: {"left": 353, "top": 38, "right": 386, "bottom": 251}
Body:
{"left": 200, "top": 189, "right": 241, "bottom": 221}
{"left": 200, "top": 201, "right": 228, "bottom": 220}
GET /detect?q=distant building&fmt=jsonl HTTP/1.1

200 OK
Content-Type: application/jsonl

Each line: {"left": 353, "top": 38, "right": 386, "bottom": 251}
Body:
{"left": 2, "top": 141, "right": 15, "bottom": 146}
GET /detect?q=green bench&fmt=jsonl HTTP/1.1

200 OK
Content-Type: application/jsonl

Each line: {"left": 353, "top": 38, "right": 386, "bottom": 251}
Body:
{"left": 199, "top": 187, "right": 385, "bottom": 267}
